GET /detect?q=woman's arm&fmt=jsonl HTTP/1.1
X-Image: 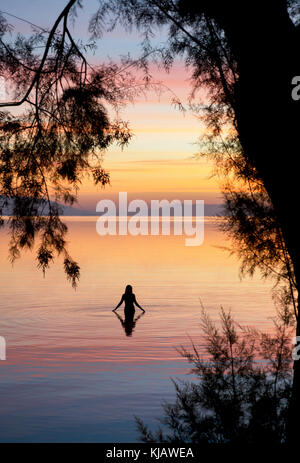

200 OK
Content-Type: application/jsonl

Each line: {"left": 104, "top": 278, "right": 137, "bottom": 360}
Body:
{"left": 133, "top": 295, "right": 145, "bottom": 312}
{"left": 113, "top": 295, "right": 124, "bottom": 311}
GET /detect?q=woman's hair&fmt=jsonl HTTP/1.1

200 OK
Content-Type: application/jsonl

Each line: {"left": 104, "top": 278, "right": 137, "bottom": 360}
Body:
{"left": 125, "top": 284, "right": 133, "bottom": 294}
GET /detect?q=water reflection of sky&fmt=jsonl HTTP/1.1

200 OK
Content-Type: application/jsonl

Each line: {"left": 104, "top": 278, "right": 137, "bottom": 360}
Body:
{"left": 0, "top": 218, "right": 275, "bottom": 442}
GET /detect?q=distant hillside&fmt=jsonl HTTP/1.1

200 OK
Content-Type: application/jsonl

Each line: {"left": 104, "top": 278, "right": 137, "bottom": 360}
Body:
{"left": 1, "top": 196, "right": 224, "bottom": 217}
{"left": 0, "top": 197, "right": 93, "bottom": 216}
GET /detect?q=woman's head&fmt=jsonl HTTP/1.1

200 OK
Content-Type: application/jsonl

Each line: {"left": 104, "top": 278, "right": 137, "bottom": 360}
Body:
{"left": 125, "top": 284, "right": 133, "bottom": 294}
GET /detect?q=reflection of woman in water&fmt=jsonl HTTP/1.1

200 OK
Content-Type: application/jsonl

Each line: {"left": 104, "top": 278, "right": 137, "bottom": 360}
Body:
{"left": 113, "top": 285, "right": 145, "bottom": 336}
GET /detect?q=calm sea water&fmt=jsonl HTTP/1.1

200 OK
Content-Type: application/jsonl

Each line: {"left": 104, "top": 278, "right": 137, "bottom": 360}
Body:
{"left": 0, "top": 217, "right": 275, "bottom": 442}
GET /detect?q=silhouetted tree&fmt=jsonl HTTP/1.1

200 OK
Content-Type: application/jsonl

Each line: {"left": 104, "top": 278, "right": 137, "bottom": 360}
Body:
{"left": 88, "top": 0, "right": 300, "bottom": 439}
{"left": 0, "top": 1, "right": 148, "bottom": 285}
{"left": 195, "top": 133, "right": 298, "bottom": 323}
{"left": 2, "top": 0, "right": 300, "bottom": 438}
{"left": 136, "top": 306, "right": 293, "bottom": 444}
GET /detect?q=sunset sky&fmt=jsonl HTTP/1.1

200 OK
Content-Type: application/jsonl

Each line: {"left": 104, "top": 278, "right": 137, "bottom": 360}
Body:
{"left": 1, "top": 0, "right": 223, "bottom": 211}
{"left": 1, "top": 1, "right": 284, "bottom": 445}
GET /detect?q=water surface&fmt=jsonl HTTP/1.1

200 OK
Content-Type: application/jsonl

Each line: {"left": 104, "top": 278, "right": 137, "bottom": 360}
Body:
{"left": 0, "top": 217, "right": 275, "bottom": 442}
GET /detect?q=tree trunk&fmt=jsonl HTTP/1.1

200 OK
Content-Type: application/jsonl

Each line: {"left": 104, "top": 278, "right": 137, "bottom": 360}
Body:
{"left": 204, "top": 0, "right": 300, "bottom": 441}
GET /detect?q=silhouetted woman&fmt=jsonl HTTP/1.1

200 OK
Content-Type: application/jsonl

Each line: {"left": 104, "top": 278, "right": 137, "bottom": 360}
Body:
{"left": 113, "top": 285, "right": 145, "bottom": 314}
{"left": 113, "top": 285, "right": 145, "bottom": 336}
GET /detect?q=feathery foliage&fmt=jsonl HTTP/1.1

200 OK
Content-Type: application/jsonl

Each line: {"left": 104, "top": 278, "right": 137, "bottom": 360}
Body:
{"left": 136, "top": 306, "right": 293, "bottom": 444}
